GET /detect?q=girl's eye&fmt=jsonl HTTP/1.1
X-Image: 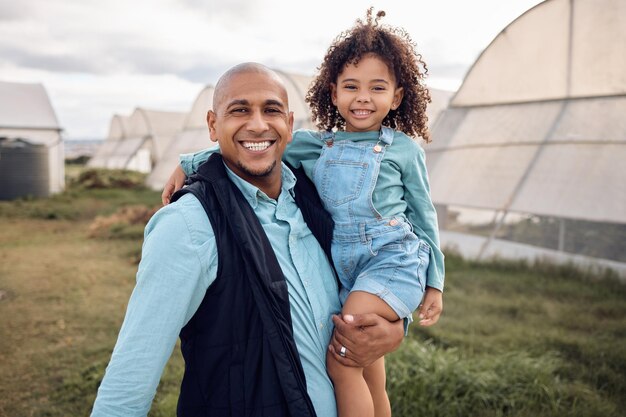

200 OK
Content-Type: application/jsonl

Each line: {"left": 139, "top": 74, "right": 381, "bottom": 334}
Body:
{"left": 344, "top": 85, "right": 357, "bottom": 90}
{"left": 373, "top": 86, "right": 386, "bottom": 91}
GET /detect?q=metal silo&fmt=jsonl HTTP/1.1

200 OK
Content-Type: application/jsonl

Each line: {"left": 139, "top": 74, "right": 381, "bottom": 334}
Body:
{"left": 0, "top": 138, "right": 50, "bottom": 200}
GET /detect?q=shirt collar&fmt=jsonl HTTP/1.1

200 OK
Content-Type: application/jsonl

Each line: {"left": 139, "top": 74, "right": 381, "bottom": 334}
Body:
{"left": 334, "top": 130, "right": 380, "bottom": 141}
{"left": 224, "top": 162, "right": 297, "bottom": 209}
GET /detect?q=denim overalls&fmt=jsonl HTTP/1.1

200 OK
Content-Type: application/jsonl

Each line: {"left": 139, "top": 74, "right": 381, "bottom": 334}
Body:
{"left": 312, "top": 127, "right": 429, "bottom": 322}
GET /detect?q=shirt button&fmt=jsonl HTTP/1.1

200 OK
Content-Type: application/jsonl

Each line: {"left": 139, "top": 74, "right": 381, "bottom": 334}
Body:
{"left": 319, "top": 322, "right": 324, "bottom": 329}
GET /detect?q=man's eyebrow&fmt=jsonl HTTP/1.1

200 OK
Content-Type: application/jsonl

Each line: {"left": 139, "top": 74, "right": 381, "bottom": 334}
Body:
{"left": 265, "top": 99, "right": 286, "bottom": 108}
{"left": 225, "top": 99, "right": 250, "bottom": 109}
{"left": 225, "top": 99, "right": 285, "bottom": 109}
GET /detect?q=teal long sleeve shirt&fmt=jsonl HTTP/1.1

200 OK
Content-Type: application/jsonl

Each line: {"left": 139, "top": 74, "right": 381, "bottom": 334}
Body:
{"left": 181, "top": 128, "right": 445, "bottom": 292}
{"left": 91, "top": 162, "right": 340, "bottom": 417}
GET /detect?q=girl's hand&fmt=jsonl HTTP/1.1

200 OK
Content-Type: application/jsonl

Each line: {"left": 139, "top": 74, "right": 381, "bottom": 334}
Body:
{"left": 161, "top": 165, "right": 187, "bottom": 205}
{"left": 418, "top": 286, "right": 443, "bottom": 326}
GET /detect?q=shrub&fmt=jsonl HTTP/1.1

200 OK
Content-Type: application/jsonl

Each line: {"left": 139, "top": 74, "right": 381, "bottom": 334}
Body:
{"left": 387, "top": 340, "right": 569, "bottom": 417}
{"left": 73, "top": 168, "right": 147, "bottom": 190}
{"left": 88, "top": 205, "right": 158, "bottom": 240}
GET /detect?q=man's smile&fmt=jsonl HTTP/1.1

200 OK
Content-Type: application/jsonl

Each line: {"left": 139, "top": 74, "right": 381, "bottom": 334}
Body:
{"left": 240, "top": 140, "right": 276, "bottom": 152}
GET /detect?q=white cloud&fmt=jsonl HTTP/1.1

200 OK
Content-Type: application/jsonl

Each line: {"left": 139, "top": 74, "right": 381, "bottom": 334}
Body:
{"left": 0, "top": 0, "right": 544, "bottom": 139}
{"left": 1, "top": 65, "right": 201, "bottom": 138}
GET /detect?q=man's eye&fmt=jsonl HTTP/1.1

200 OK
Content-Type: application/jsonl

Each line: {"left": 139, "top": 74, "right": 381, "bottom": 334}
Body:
{"left": 266, "top": 108, "right": 281, "bottom": 113}
{"left": 231, "top": 108, "right": 247, "bottom": 113}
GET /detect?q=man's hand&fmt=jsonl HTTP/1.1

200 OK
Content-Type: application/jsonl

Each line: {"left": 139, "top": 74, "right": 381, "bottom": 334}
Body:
{"left": 327, "top": 313, "right": 404, "bottom": 368}
{"left": 417, "top": 286, "right": 443, "bottom": 326}
{"left": 161, "top": 165, "right": 187, "bottom": 205}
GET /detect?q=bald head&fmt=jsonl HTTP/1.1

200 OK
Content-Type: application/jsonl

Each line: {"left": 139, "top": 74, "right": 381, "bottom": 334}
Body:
{"left": 213, "top": 62, "right": 289, "bottom": 111}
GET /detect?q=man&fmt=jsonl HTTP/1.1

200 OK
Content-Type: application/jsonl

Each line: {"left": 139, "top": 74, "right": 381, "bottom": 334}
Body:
{"left": 91, "top": 63, "right": 404, "bottom": 417}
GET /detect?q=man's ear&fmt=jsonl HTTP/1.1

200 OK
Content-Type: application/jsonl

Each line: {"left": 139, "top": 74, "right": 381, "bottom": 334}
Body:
{"left": 207, "top": 110, "right": 218, "bottom": 143}
{"left": 287, "top": 111, "right": 294, "bottom": 144}
{"left": 392, "top": 87, "right": 404, "bottom": 110}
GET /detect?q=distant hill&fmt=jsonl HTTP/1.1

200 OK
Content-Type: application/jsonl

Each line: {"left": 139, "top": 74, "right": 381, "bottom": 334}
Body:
{"left": 64, "top": 138, "right": 103, "bottom": 160}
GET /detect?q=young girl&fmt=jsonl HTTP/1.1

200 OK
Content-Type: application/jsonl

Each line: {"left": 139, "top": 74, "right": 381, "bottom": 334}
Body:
{"left": 164, "top": 9, "right": 444, "bottom": 417}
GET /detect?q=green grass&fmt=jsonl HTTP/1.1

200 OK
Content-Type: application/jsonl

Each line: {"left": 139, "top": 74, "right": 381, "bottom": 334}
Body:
{"left": 0, "top": 166, "right": 624, "bottom": 416}
{"left": 392, "top": 255, "right": 626, "bottom": 416}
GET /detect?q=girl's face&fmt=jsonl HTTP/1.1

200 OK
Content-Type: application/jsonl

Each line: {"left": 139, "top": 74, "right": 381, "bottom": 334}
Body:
{"left": 331, "top": 53, "right": 404, "bottom": 132}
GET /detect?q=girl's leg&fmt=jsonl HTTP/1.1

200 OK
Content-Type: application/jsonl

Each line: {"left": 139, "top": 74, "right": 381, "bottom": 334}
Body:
{"left": 326, "top": 351, "right": 372, "bottom": 417}
{"left": 364, "top": 357, "right": 391, "bottom": 417}
{"left": 327, "top": 290, "right": 398, "bottom": 417}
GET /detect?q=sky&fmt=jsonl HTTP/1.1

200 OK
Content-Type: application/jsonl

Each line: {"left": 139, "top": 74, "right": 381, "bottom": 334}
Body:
{"left": 0, "top": 0, "right": 544, "bottom": 140}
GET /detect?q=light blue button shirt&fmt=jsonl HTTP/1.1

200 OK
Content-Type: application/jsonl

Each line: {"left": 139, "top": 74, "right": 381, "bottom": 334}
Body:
{"left": 91, "top": 162, "right": 340, "bottom": 417}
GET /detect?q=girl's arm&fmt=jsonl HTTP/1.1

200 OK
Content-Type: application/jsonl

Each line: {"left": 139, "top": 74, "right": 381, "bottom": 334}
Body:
{"left": 161, "top": 146, "right": 219, "bottom": 205}
{"left": 281, "top": 130, "right": 323, "bottom": 176}
{"left": 402, "top": 145, "right": 445, "bottom": 290}
{"left": 401, "top": 145, "right": 445, "bottom": 325}
{"left": 181, "top": 146, "right": 219, "bottom": 175}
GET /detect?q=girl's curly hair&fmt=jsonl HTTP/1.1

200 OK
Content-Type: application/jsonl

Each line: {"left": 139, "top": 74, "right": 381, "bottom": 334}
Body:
{"left": 306, "top": 8, "right": 431, "bottom": 142}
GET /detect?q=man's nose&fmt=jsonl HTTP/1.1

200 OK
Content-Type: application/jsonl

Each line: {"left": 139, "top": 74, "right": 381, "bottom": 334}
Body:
{"left": 246, "top": 109, "right": 270, "bottom": 132}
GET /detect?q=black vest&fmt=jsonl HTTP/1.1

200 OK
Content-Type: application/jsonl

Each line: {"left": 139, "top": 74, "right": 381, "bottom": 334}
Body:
{"left": 170, "top": 154, "right": 334, "bottom": 417}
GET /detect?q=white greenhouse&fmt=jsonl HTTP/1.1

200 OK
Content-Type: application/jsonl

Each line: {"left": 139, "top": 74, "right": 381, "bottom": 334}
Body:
{"left": 88, "top": 108, "right": 186, "bottom": 173}
{"left": 0, "top": 81, "right": 64, "bottom": 198}
{"left": 426, "top": 0, "right": 626, "bottom": 277}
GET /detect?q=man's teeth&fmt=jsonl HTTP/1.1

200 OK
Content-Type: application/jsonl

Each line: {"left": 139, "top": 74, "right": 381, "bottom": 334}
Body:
{"left": 242, "top": 141, "right": 272, "bottom": 151}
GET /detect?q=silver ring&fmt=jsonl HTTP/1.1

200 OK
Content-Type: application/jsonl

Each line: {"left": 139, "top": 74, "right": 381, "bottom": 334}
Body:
{"left": 339, "top": 345, "right": 347, "bottom": 358}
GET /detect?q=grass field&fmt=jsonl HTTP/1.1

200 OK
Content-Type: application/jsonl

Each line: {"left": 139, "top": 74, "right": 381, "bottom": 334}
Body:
{"left": 0, "top": 168, "right": 624, "bottom": 417}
